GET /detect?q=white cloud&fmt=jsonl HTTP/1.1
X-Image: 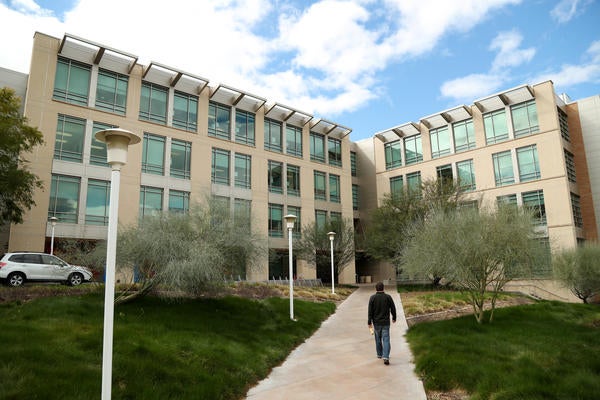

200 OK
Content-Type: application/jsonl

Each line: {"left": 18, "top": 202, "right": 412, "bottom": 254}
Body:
{"left": 440, "top": 73, "right": 504, "bottom": 101}
{"left": 533, "top": 40, "right": 600, "bottom": 88}
{"left": 490, "top": 30, "right": 535, "bottom": 72}
{"left": 551, "top": 0, "right": 591, "bottom": 23}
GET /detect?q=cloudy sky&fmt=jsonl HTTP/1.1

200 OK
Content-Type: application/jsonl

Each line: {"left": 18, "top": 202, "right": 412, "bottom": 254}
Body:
{"left": 0, "top": 0, "right": 598, "bottom": 141}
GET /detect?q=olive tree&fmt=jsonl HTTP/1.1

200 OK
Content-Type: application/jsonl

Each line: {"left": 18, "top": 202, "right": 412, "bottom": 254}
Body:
{"left": 553, "top": 243, "right": 600, "bottom": 303}
{"left": 402, "top": 206, "right": 546, "bottom": 324}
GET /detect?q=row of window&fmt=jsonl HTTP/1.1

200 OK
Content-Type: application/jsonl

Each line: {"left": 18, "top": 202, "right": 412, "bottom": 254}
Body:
{"left": 268, "top": 205, "right": 342, "bottom": 238}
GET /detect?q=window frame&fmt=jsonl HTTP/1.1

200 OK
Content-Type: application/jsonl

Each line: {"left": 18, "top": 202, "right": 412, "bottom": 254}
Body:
{"left": 95, "top": 68, "right": 128, "bottom": 115}
{"left": 264, "top": 118, "right": 282, "bottom": 152}
{"left": 384, "top": 140, "right": 402, "bottom": 170}
{"left": 139, "top": 81, "right": 168, "bottom": 124}
{"left": 211, "top": 148, "right": 231, "bottom": 185}
{"left": 234, "top": 153, "right": 252, "bottom": 189}
{"left": 492, "top": 150, "right": 515, "bottom": 186}
{"left": 141, "top": 133, "right": 166, "bottom": 175}
{"left": 484, "top": 109, "right": 509, "bottom": 144}
{"left": 310, "top": 132, "right": 326, "bottom": 163}
{"left": 170, "top": 139, "right": 192, "bottom": 179}
{"left": 286, "top": 124, "right": 303, "bottom": 157}
{"left": 208, "top": 101, "right": 231, "bottom": 140}
{"left": 235, "top": 109, "right": 256, "bottom": 146}
{"left": 314, "top": 170, "right": 327, "bottom": 200}
{"left": 173, "top": 91, "right": 198, "bottom": 132}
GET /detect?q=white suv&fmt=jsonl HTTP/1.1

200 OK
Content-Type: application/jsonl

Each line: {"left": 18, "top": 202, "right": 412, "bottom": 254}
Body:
{"left": 0, "top": 252, "right": 93, "bottom": 287}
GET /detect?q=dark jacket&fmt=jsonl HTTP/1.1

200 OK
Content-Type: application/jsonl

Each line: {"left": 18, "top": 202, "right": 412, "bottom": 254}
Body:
{"left": 368, "top": 291, "right": 397, "bottom": 326}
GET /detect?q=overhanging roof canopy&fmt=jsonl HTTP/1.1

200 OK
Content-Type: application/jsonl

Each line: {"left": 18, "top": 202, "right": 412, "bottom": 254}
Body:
{"left": 310, "top": 118, "right": 352, "bottom": 139}
{"left": 264, "top": 103, "right": 313, "bottom": 127}
{"left": 420, "top": 105, "right": 472, "bottom": 129}
{"left": 142, "top": 62, "right": 209, "bottom": 95}
{"left": 474, "top": 84, "right": 535, "bottom": 113}
{"left": 374, "top": 122, "right": 420, "bottom": 143}
{"left": 210, "top": 84, "right": 266, "bottom": 112}
{"left": 58, "top": 33, "right": 138, "bottom": 75}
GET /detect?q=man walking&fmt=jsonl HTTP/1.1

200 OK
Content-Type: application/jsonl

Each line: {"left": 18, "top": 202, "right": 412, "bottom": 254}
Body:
{"left": 367, "top": 281, "right": 397, "bottom": 365}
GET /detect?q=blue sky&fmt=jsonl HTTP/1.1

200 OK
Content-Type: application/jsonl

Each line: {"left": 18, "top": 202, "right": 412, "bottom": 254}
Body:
{"left": 0, "top": 0, "right": 598, "bottom": 141}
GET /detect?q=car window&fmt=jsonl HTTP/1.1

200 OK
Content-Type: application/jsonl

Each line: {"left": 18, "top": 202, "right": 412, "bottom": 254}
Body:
{"left": 22, "top": 254, "right": 43, "bottom": 264}
{"left": 9, "top": 254, "right": 25, "bottom": 262}
{"left": 41, "top": 255, "right": 67, "bottom": 266}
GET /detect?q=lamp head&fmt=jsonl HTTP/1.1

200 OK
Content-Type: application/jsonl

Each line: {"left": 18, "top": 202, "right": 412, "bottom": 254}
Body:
{"left": 327, "top": 231, "right": 336, "bottom": 241}
{"left": 95, "top": 128, "right": 140, "bottom": 167}
{"left": 284, "top": 214, "right": 297, "bottom": 230}
{"left": 49, "top": 216, "right": 58, "bottom": 226}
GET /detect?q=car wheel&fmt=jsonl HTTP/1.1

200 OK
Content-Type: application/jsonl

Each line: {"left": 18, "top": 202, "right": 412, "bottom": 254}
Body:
{"left": 67, "top": 272, "right": 84, "bottom": 286}
{"left": 7, "top": 272, "right": 26, "bottom": 287}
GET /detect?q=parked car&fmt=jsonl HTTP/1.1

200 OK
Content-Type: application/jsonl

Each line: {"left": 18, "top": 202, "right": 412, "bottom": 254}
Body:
{"left": 0, "top": 252, "right": 93, "bottom": 287}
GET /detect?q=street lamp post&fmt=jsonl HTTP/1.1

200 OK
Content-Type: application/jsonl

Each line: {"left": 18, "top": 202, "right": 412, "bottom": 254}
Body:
{"left": 327, "top": 232, "right": 336, "bottom": 294}
{"left": 95, "top": 128, "right": 140, "bottom": 400}
{"left": 49, "top": 216, "right": 58, "bottom": 255}
{"left": 284, "top": 214, "right": 297, "bottom": 321}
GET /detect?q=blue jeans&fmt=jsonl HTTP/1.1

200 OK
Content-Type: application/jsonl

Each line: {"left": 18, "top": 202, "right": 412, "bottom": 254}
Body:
{"left": 373, "top": 324, "right": 391, "bottom": 359}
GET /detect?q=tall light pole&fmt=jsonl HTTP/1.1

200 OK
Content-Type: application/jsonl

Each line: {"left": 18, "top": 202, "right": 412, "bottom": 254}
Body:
{"left": 284, "top": 214, "right": 297, "bottom": 321}
{"left": 327, "top": 231, "right": 336, "bottom": 294}
{"left": 49, "top": 216, "right": 58, "bottom": 255}
{"left": 95, "top": 128, "right": 140, "bottom": 400}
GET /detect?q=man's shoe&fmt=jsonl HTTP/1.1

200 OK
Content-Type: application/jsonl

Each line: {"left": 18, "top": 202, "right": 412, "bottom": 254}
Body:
{"left": 377, "top": 356, "right": 382, "bottom": 359}
{"left": 384, "top": 359, "right": 389, "bottom": 365}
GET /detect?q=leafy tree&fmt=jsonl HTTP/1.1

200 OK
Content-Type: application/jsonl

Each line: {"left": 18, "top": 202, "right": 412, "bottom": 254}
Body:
{"left": 402, "top": 206, "right": 546, "bottom": 324}
{"left": 553, "top": 243, "right": 600, "bottom": 303}
{"left": 295, "top": 218, "right": 355, "bottom": 283}
{"left": 0, "top": 87, "right": 44, "bottom": 224}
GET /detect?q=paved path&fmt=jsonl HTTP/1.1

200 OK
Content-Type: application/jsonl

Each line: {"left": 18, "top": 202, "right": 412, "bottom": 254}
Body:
{"left": 245, "top": 285, "right": 427, "bottom": 400}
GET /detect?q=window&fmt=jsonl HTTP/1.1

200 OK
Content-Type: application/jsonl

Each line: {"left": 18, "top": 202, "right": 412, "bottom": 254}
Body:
{"left": 288, "top": 205, "right": 301, "bottom": 237}
{"left": 523, "top": 190, "right": 546, "bottom": 225}
{"left": 350, "top": 151, "right": 357, "bottom": 176}
{"left": 457, "top": 159, "right": 475, "bottom": 191}
{"left": 315, "top": 210, "right": 327, "bottom": 230}
{"left": 55, "top": 115, "right": 85, "bottom": 163}
{"left": 459, "top": 200, "right": 478, "bottom": 211}
{"left": 208, "top": 101, "right": 231, "bottom": 140}
{"left": 493, "top": 150, "right": 514, "bottom": 186}
{"left": 314, "top": 171, "right": 327, "bottom": 200}
{"left": 268, "top": 203, "right": 283, "bottom": 237}
{"left": 328, "top": 137, "right": 342, "bottom": 166}
{"left": 286, "top": 125, "right": 303, "bottom": 157}
{"left": 384, "top": 141, "right": 402, "bottom": 170}
{"left": 85, "top": 179, "right": 110, "bottom": 225}
{"left": 268, "top": 160, "right": 283, "bottom": 193}
{"left": 236, "top": 109, "right": 255, "bottom": 145}
{"left": 48, "top": 174, "right": 80, "bottom": 223}
{"left": 517, "top": 145, "right": 540, "bottom": 182}
{"left": 564, "top": 150, "right": 576, "bottom": 183}
{"left": 352, "top": 184, "right": 359, "bottom": 210}
{"left": 453, "top": 119, "right": 475, "bottom": 152}
{"left": 235, "top": 153, "right": 251, "bottom": 189}
{"left": 571, "top": 192, "right": 583, "bottom": 227}
{"left": 211, "top": 148, "right": 230, "bottom": 185}
{"left": 436, "top": 164, "right": 453, "bottom": 183}
{"left": 168, "top": 190, "right": 189, "bottom": 213}
{"left": 139, "top": 186, "right": 163, "bottom": 218}
{"left": 173, "top": 91, "right": 198, "bottom": 132}
{"left": 511, "top": 100, "right": 539, "bottom": 137}
{"left": 558, "top": 108, "right": 570, "bottom": 142}
{"left": 390, "top": 176, "right": 403, "bottom": 197}
{"left": 497, "top": 194, "right": 518, "bottom": 208}
{"left": 406, "top": 171, "right": 421, "bottom": 194}
{"left": 310, "top": 132, "right": 325, "bottom": 162}
{"left": 234, "top": 198, "right": 252, "bottom": 229}
{"left": 330, "top": 212, "right": 342, "bottom": 227}
{"left": 53, "top": 57, "right": 90, "bottom": 106}
{"left": 170, "top": 139, "right": 191, "bottom": 179}
{"left": 484, "top": 109, "right": 509, "bottom": 144}
{"left": 430, "top": 126, "right": 451, "bottom": 158}
{"left": 90, "top": 122, "right": 115, "bottom": 166}
{"left": 404, "top": 135, "right": 423, "bottom": 165}
{"left": 142, "top": 133, "right": 166, "bottom": 175}
{"left": 264, "top": 118, "right": 282, "bottom": 152}
{"left": 287, "top": 165, "right": 300, "bottom": 197}
{"left": 95, "top": 69, "right": 128, "bottom": 115}
{"left": 139, "top": 82, "right": 167, "bottom": 124}
{"left": 329, "top": 174, "right": 341, "bottom": 203}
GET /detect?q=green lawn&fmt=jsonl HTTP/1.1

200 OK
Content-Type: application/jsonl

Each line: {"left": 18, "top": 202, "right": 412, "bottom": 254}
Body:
{"left": 0, "top": 289, "right": 335, "bottom": 399}
{"left": 406, "top": 300, "right": 600, "bottom": 400}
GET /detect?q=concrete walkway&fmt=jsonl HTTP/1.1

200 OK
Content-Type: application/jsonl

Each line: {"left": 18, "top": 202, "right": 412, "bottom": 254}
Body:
{"left": 245, "top": 285, "right": 427, "bottom": 400}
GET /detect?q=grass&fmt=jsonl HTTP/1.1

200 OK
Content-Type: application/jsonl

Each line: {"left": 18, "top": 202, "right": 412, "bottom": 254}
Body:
{"left": 0, "top": 287, "right": 336, "bottom": 399}
{"left": 404, "top": 289, "right": 600, "bottom": 400}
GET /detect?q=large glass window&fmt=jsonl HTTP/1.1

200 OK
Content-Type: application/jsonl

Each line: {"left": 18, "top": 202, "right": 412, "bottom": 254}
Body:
{"left": 406, "top": 171, "right": 421, "bottom": 195}
{"left": 511, "top": 100, "right": 539, "bottom": 137}
{"left": 264, "top": 118, "right": 282, "bottom": 152}
{"left": 90, "top": 122, "right": 115, "bottom": 167}
{"left": 457, "top": 159, "right": 475, "bottom": 191}
{"left": 268, "top": 160, "right": 283, "bottom": 193}
{"left": 493, "top": 150, "right": 514, "bottom": 186}
{"left": 170, "top": 139, "right": 191, "bottom": 179}
{"left": 564, "top": 150, "right": 576, "bottom": 183}
{"left": 211, "top": 148, "right": 230, "bottom": 185}
{"left": 390, "top": 176, "right": 403, "bottom": 197}
{"left": 436, "top": 164, "right": 453, "bottom": 183}
{"left": 48, "top": 174, "right": 80, "bottom": 223}
{"left": 139, "top": 186, "right": 163, "bottom": 218}
{"left": 268, "top": 203, "right": 283, "bottom": 237}
{"left": 570, "top": 192, "right": 583, "bottom": 227}
{"left": 142, "top": 133, "right": 165, "bottom": 175}
{"left": 85, "top": 179, "right": 110, "bottom": 225}
{"left": 139, "top": 82, "right": 168, "bottom": 124}
{"left": 310, "top": 133, "right": 325, "bottom": 162}
{"left": 95, "top": 69, "right": 128, "bottom": 115}
{"left": 55, "top": 115, "right": 85, "bottom": 163}
{"left": 236, "top": 109, "right": 255, "bottom": 146}
{"left": 350, "top": 151, "right": 357, "bottom": 176}
{"left": 352, "top": 184, "right": 359, "bottom": 210}
{"left": 385, "top": 141, "right": 402, "bottom": 170}
{"left": 173, "top": 91, "right": 198, "bottom": 132}
{"left": 208, "top": 101, "right": 231, "bottom": 140}
{"left": 287, "top": 205, "right": 301, "bottom": 237}
{"left": 453, "top": 119, "right": 475, "bottom": 152}
{"left": 328, "top": 138, "right": 342, "bottom": 167}
{"left": 53, "top": 57, "right": 90, "bottom": 106}
{"left": 484, "top": 109, "right": 509, "bottom": 144}
{"left": 235, "top": 153, "right": 251, "bottom": 189}
{"left": 523, "top": 190, "right": 546, "bottom": 225}
{"left": 404, "top": 135, "right": 423, "bottom": 165}
{"left": 287, "top": 164, "right": 300, "bottom": 197}
{"left": 315, "top": 210, "right": 327, "bottom": 230}
{"left": 234, "top": 198, "right": 252, "bottom": 229}
{"left": 314, "top": 171, "right": 327, "bottom": 200}
{"left": 286, "top": 125, "right": 303, "bottom": 157}
{"left": 169, "top": 190, "right": 190, "bottom": 213}
{"left": 329, "top": 174, "right": 341, "bottom": 203}
{"left": 430, "top": 126, "right": 451, "bottom": 158}
{"left": 517, "top": 145, "right": 540, "bottom": 182}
